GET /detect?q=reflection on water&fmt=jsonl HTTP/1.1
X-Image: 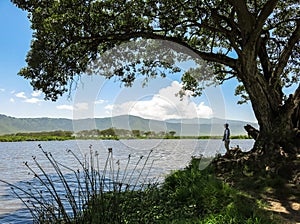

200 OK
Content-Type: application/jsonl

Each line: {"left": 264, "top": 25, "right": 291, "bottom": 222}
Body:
{"left": 0, "top": 139, "right": 253, "bottom": 223}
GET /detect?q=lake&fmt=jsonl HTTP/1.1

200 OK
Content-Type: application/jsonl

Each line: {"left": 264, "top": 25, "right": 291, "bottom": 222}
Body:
{"left": 0, "top": 139, "right": 254, "bottom": 223}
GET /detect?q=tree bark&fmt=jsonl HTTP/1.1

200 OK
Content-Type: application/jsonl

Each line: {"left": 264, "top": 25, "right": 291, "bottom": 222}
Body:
{"left": 244, "top": 124, "right": 259, "bottom": 140}
{"left": 237, "top": 50, "right": 300, "bottom": 155}
{"left": 253, "top": 104, "right": 300, "bottom": 155}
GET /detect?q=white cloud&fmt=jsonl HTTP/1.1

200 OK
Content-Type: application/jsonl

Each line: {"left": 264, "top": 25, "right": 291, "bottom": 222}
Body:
{"left": 24, "top": 98, "right": 42, "bottom": 104}
{"left": 31, "top": 90, "right": 42, "bottom": 97}
{"left": 56, "top": 103, "right": 89, "bottom": 112}
{"left": 104, "top": 104, "right": 114, "bottom": 110}
{"left": 13, "top": 91, "right": 43, "bottom": 104}
{"left": 195, "top": 102, "right": 214, "bottom": 118}
{"left": 0, "top": 88, "right": 5, "bottom": 93}
{"left": 15, "top": 92, "right": 26, "bottom": 99}
{"left": 95, "top": 99, "right": 106, "bottom": 104}
{"left": 10, "top": 98, "right": 15, "bottom": 103}
{"left": 74, "top": 102, "right": 89, "bottom": 111}
{"left": 106, "top": 81, "right": 213, "bottom": 120}
{"left": 57, "top": 105, "right": 74, "bottom": 111}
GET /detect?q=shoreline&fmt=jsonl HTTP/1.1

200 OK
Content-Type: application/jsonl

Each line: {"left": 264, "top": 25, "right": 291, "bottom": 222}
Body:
{"left": 0, "top": 135, "right": 252, "bottom": 142}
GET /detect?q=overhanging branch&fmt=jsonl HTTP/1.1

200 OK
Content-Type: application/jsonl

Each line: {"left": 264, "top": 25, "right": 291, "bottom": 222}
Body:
{"left": 273, "top": 20, "right": 300, "bottom": 79}
{"left": 113, "top": 31, "right": 238, "bottom": 69}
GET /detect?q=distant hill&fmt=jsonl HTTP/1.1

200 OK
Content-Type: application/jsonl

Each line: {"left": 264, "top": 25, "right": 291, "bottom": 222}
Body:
{"left": 0, "top": 114, "right": 258, "bottom": 136}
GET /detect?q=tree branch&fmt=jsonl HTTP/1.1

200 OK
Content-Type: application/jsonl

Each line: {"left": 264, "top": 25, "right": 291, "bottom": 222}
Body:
{"left": 273, "top": 19, "right": 300, "bottom": 79}
{"left": 211, "top": 9, "right": 241, "bottom": 36}
{"left": 226, "top": 0, "right": 254, "bottom": 34}
{"left": 266, "top": 18, "right": 298, "bottom": 31}
{"left": 161, "top": 36, "right": 238, "bottom": 68}
{"left": 210, "top": 10, "right": 242, "bottom": 56}
{"left": 282, "top": 83, "right": 300, "bottom": 115}
{"left": 256, "top": 0, "right": 279, "bottom": 31}
{"left": 257, "top": 34, "right": 272, "bottom": 80}
{"left": 218, "top": 74, "right": 235, "bottom": 84}
{"left": 293, "top": 83, "right": 300, "bottom": 105}
{"left": 99, "top": 31, "right": 238, "bottom": 69}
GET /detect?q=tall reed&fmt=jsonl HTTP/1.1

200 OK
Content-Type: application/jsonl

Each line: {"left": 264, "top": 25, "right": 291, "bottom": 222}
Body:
{"left": 0, "top": 144, "right": 156, "bottom": 223}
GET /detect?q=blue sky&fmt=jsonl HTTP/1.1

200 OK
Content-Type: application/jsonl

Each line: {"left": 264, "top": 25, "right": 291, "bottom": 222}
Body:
{"left": 0, "top": 1, "right": 257, "bottom": 122}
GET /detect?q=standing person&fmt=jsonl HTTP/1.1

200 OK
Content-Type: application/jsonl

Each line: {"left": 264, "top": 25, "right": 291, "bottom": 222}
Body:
{"left": 223, "top": 123, "right": 230, "bottom": 153}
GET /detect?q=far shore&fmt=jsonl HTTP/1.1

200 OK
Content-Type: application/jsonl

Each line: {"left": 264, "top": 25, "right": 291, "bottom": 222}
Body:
{"left": 0, "top": 134, "right": 252, "bottom": 142}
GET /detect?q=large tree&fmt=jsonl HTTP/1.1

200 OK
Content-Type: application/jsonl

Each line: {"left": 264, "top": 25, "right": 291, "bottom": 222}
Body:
{"left": 12, "top": 0, "right": 300, "bottom": 153}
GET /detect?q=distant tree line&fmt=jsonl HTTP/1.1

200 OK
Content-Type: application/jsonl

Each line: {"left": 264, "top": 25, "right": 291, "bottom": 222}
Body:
{"left": 0, "top": 128, "right": 252, "bottom": 142}
{"left": 75, "top": 128, "right": 251, "bottom": 139}
{"left": 75, "top": 128, "right": 177, "bottom": 139}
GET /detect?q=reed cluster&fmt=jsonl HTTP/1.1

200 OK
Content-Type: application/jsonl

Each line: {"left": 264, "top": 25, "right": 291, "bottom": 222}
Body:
{"left": 1, "top": 144, "right": 156, "bottom": 223}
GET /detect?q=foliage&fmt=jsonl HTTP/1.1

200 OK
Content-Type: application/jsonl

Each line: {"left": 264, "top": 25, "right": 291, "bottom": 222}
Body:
{"left": 11, "top": 0, "right": 299, "bottom": 99}
{"left": 131, "top": 129, "right": 141, "bottom": 137}
{"left": 12, "top": 0, "right": 300, "bottom": 148}
{"left": 168, "top": 130, "right": 176, "bottom": 137}
{"left": 158, "top": 158, "right": 273, "bottom": 223}
{"left": 80, "top": 156, "right": 280, "bottom": 223}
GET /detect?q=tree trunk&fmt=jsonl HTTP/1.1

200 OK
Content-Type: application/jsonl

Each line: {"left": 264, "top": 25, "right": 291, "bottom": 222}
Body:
{"left": 253, "top": 103, "right": 300, "bottom": 155}
{"left": 237, "top": 53, "right": 300, "bottom": 155}
{"left": 292, "top": 102, "right": 300, "bottom": 146}
{"left": 244, "top": 124, "right": 259, "bottom": 140}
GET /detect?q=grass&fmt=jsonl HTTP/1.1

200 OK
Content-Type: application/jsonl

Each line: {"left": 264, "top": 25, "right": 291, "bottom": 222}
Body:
{"left": 0, "top": 131, "right": 75, "bottom": 142}
{"left": 0, "top": 135, "right": 75, "bottom": 141}
{"left": 1, "top": 145, "right": 279, "bottom": 223}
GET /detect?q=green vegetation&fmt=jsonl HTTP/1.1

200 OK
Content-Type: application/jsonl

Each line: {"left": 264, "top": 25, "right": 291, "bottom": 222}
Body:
{"left": 1, "top": 146, "right": 281, "bottom": 224}
{"left": 74, "top": 128, "right": 252, "bottom": 140}
{"left": 0, "top": 128, "right": 252, "bottom": 142}
{"left": 81, "top": 157, "right": 276, "bottom": 223}
{"left": 197, "top": 135, "right": 252, "bottom": 140}
{"left": 0, "top": 130, "right": 74, "bottom": 142}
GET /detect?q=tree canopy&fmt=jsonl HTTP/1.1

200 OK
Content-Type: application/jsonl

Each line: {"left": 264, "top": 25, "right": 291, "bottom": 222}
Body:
{"left": 12, "top": 0, "right": 300, "bottom": 149}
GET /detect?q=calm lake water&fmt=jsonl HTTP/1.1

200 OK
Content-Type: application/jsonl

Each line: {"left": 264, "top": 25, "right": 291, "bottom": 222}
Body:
{"left": 0, "top": 139, "right": 254, "bottom": 223}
